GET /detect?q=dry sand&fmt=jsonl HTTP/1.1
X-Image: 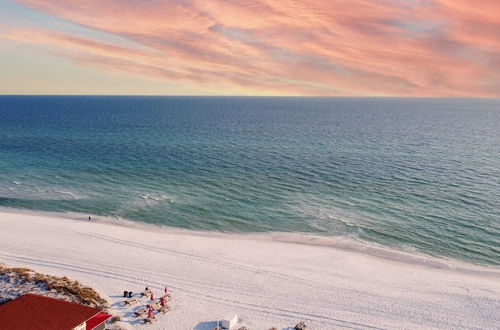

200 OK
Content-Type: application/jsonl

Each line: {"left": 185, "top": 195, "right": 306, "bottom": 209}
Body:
{"left": 0, "top": 209, "right": 499, "bottom": 329}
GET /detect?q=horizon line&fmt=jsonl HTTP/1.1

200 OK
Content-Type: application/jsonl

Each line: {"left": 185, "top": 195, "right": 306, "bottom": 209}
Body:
{"left": 2, "top": 94, "right": 500, "bottom": 99}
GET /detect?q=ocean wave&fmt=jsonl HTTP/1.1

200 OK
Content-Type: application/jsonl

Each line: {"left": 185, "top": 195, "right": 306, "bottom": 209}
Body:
{"left": 118, "top": 192, "right": 177, "bottom": 212}
{"left": 0, "top": 186, "right": 87, "bottom": 201}
{"left": 54, "top": 190, "right": 86, "bottom": 200}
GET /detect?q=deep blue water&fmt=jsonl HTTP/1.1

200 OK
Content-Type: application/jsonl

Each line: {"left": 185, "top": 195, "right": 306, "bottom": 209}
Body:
{"left": 0, "top": 96, "right": 499, "bottom": 265}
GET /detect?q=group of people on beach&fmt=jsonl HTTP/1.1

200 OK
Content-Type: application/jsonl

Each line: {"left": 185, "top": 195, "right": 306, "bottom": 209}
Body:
{"left": 121, "top": 286, "right": 172, "bottom": 324}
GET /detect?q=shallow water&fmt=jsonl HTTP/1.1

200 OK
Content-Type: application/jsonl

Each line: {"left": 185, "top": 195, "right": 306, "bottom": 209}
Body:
{"left": 0, "top": 96, "right": 499, "bottom": 265}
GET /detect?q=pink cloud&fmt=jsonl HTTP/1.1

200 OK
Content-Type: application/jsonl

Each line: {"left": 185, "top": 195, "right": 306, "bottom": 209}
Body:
{"left": 6, "top": 0, "right": 500, "bottom": 96}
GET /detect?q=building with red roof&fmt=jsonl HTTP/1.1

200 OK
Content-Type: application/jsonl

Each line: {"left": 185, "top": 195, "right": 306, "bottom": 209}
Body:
{"left": 0, "top": 294, "right": 112, "bottom": 330}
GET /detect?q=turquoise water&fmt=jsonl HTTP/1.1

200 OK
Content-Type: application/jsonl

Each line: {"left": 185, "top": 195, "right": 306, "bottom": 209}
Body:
{"left": 0, "top": 96, "right": 499, "bottom": 265}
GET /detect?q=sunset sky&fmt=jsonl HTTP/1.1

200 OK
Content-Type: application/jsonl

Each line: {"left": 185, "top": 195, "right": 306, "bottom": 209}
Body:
{"left": 1, "top": 0, "right": 499, "bottom": 96}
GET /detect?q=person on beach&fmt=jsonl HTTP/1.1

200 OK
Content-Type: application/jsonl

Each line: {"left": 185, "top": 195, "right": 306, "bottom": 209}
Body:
{"left": 88, "top": 216, "right": 91, "bottom": 221}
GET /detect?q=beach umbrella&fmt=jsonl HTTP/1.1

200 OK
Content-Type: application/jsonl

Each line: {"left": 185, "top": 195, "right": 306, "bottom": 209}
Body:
{"left": 161, "top": 297, "right": 165, "bottom": 306}
{"left": 150, "top": 292, "right": 154, "bottom": 300}
{"left": 148, "top": 307, "right": 152, "bottom": 318}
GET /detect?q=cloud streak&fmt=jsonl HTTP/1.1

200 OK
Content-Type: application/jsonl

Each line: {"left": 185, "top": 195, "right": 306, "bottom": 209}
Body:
{"left": 4, "top": 0, "right": 500, "bottom": 96}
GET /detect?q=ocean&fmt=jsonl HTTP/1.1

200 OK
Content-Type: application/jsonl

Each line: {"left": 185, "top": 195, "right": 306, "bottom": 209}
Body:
{"left": 0, "top": 96, "right": 499, "bottom": 266}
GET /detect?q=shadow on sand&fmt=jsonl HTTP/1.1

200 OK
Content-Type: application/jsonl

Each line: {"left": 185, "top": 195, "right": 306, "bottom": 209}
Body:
{"left": 194, "top": 321, "right": 220, "bottom": 330}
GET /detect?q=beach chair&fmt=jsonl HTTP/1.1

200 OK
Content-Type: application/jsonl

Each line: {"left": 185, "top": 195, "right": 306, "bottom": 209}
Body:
{"left": 143, "top": 316, "right": 156, "bottom": 324}
{"left": 134, "top": 306, "right": 148, "bottom": 317}
{"left": 158, "top": 305, "right": 171, "bottom": 314}
{"left": 148, "top": 302, "right": 160, "bottom": 310}
{"left": 124, "top": 297, "right": 137, "bottom": 306}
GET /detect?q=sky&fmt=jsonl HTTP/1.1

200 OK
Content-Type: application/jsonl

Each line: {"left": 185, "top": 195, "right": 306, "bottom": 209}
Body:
{"left": 0, "top": 0, "right": 499, "bottom": 96}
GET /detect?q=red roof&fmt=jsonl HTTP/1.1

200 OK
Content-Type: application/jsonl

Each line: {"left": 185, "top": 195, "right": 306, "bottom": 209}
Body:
{"left": 0, "top": 294, "right": 110, "bottom": 330}
{"left": 86, "top": 312, "right": 112, "bottom": 330}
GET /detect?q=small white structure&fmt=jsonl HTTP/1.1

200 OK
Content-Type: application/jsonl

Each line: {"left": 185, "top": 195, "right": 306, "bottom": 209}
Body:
{"left": 221, "top": 313, "right": 238, "bottom": 329}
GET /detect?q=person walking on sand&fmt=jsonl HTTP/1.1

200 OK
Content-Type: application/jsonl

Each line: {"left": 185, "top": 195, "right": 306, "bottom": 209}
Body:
{"left": 88, "top": 216, "right": 91, "bottom": 221}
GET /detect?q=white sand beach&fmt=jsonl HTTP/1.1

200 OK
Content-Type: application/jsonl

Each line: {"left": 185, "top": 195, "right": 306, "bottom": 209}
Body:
{"left": 0, "top": 209, "right": 499, "bottom": 329}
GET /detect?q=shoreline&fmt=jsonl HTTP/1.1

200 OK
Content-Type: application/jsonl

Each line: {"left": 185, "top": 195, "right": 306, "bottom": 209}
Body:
{"left": 1, "top": 207, "right": 498, "bottom": 278}
{"left": 1, "top": 208, "right": 499, "bottom": 329}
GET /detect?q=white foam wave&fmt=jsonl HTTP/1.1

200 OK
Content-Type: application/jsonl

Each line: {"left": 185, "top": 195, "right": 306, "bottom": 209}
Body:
{"left": 120, "top": 193, "right": 177, "bottom": 211}
{"left": 0, "top": 185, "right": 86, "bottom": 201}
{"left": 55, "top": 190, "right": 86, "bottom": 200}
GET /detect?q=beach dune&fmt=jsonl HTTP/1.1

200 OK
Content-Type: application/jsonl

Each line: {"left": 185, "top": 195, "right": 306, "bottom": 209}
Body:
{"left": 0, "top": 210, "right": 499, "bottom": 329}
